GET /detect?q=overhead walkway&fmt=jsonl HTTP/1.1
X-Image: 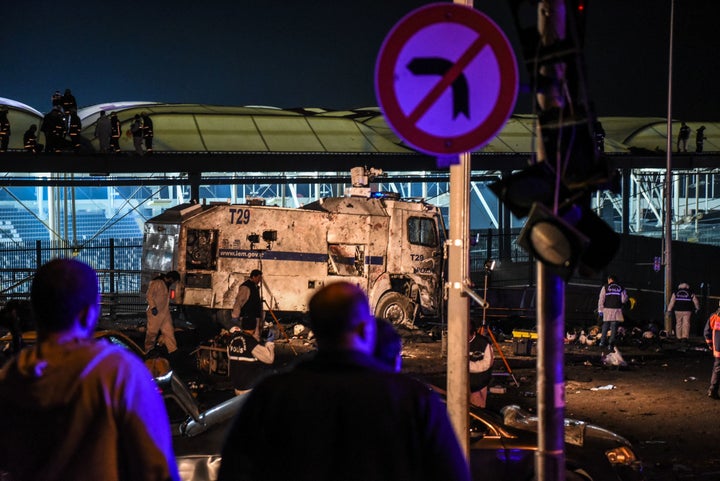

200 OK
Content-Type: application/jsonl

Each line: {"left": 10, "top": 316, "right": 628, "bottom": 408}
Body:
{"left": 0, "top": 97, "right": 719, "bottom": 248}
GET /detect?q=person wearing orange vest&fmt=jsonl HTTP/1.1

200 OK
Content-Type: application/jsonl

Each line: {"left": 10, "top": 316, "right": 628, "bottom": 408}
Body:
{"left": 703, "top": 302, "right": 720, "bottom": 399}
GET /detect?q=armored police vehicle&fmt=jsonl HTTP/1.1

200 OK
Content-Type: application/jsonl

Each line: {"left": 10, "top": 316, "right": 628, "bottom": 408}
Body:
{"left": 141, "top": 169, "right": 445, "bottom": 328}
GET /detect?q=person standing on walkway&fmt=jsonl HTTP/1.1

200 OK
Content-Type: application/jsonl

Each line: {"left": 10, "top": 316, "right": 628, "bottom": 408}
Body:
{"left": 141, "top": 111, "right": 154, "bottom": 154}
{"left": 131, "top": 114, "right": 144, "bottom": 155}
{"left": 94, "top": 110, "right": 112, "bottom": 153}
{"left": 597, "top": 274, "right": 628, "bottom": 348}
{"left": 61, "top": 88, "right": 77, "bottom": 113}
{"left": 677, "top": 122, "right": 691, "bottom": 152}
{"left": 696, "top": 126, "right": 707, "bottom": 153}
{"left": 67, "top": 109, "right": 82, "bottom": 152}
{"left": 145, "top": 271, "right": 180, "bottom": 359}
{"left": 23, "top": 125, "right": 43, "bottom": 153}
{"left": 0, "top": 107, "right": 10, "bottom": 152}
{"left": 41, "top": 106, "right": 67, "bottom": 153}
{"left": 667, "top": 282, "right": 700, "bottom": 341}
{"left": 110, "top": 112, "right": 122, "bottom": 153}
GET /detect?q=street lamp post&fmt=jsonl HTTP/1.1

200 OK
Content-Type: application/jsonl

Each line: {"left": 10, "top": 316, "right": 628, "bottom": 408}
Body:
{"left": 664, "top": 0, "right": 675, "bottom": 332}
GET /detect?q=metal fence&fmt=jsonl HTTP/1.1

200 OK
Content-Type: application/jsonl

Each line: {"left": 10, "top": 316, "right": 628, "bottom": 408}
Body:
{"left": 0, "top": 238, "right": 146, "bottom": 317}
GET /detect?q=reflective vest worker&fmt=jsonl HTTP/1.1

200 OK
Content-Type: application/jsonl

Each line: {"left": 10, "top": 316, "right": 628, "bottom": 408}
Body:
{"left": 68, "top": 110, "right": 82, "bottom": 152}
{"left": 110, "top": 112, "right": 122, "bottom": 153}
{"left": 667, "top": 282, "right": 700, "bottom": 340}
{"left": 141, "top": 112, "right": 153, "bottom": 153}
{"left": 597, "top": 275, "right": 628, "bottom": 347}
{"left": 23, "top": 125, "right": 43, "bottom": 153}
{"left": 703, "top": 305, "right": 720, "bottom": 399}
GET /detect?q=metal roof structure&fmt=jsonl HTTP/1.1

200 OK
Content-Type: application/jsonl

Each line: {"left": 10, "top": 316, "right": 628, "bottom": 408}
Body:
{"left": 1, "top": 98, "right": 718, "bottom": 159}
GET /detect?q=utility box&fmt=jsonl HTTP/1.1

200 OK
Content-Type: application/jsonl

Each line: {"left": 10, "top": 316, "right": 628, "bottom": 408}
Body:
{"left": 513, "top": 338, "right": 537, "bottom": 356}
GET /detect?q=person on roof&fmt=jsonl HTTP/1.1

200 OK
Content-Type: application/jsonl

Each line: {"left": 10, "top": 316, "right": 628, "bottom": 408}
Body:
{"left": 94, "top": 110, "right": 112, "bottom": 153}
{"left": 51, "top": 90, "right": 62, "bottom": 110}
{"left": 23, "top": 125, "right": 43, "bottom": 153}
{"left": 110, "top": 112, "right": 122, "bottom": 153}
{"left": 141, "top": 112, "right": 153, "bottom": 154}
{"left": 131, "top": 114, "right": 144, "bottom": 155}
{"left": 677, "top": 122, "right": 691, "bottom": 152}
{"left": 0, "top": 107, "right": 10, "bottom": 152}
{"left": 40, "top": 106, "right": 66, "bottom": 153}
{"left": 61, "top": 89, "right": 77, "bottom": 113}
{"left": 67, "top": 109, "right": 82, "bottom": 153}
{"left": 696, "top": 126, "right": 707, "bottom": 153}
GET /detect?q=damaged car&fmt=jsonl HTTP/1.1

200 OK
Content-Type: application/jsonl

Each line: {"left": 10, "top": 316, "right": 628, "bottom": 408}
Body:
{"left": 467, "top": 402, "right": 645, "bottom": 481}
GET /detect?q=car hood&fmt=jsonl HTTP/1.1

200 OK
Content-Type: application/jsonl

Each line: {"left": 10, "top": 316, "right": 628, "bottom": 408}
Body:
{"left": 501, "top": 404, "right": 631, "bottom": 447}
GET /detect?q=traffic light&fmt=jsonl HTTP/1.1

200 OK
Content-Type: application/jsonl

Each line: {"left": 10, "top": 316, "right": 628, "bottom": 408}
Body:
{"left": 513, "top": 198, "right": 619, "bottom": 280}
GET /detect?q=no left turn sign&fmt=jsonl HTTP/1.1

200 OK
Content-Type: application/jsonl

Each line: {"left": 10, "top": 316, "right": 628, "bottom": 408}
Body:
{"left": 375, "top": 3, "right": 518, "bottom": 157}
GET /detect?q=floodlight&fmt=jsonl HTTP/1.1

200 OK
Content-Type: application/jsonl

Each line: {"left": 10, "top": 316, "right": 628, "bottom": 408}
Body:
{"left": 262, "top": 230, "right": 278, "bottom": 242}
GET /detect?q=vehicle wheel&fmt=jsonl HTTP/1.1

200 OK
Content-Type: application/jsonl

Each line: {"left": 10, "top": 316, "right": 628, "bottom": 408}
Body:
{"left": 375, "top": 292, "right": 414, "bottom": 327}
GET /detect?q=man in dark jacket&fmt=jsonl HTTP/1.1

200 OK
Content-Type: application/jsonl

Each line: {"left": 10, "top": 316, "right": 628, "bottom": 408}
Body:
{"left": 141, "top": 111, "right": 153, "bottom": 154}
{"left": 131, "top": 114, "right": 144, "bottom": 155}
{"left": 0, "top": 107, "right": 10, "bottom": 151}
{"left": 67, "top": 109, "right": 82, "bottom": 152}
{"left": 231, "top": 269, "right": 263, "bottom": 339}
{"left": 218, "top": 281, "right": 469, "bottom": 481}
{"left": 109, "top": 112, "right": 122, "bottom": 153}
{"left": 41, "top": 106, "right": 66, "bottom": 153}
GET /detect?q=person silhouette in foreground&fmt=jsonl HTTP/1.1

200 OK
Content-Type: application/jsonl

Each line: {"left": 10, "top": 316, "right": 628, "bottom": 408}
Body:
{"left": 0, "top": 258, "right": 179, "bottom": 481}
{"left": 218, "top": 281, "right": 469, "bottom": 481}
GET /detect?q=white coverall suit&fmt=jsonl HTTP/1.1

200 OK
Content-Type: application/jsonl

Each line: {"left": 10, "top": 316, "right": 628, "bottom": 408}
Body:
{"left": 145, "top": 278, "right": 178, "bottom": 353}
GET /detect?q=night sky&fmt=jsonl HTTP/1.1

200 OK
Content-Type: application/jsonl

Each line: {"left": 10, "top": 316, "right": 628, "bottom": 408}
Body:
{"left": 3, "top": 1, "right": 718, "bottom": 120}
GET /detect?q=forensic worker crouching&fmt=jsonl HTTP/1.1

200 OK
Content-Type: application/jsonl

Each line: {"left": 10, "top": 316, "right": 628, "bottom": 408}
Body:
{"left": 228, "top": 317, "right": 276, "bottom": 396}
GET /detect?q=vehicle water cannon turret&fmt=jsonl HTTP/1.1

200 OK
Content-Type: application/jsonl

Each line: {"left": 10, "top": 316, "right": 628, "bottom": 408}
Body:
{"left": 347, "top": 166, "right": 384, "bottom": 197}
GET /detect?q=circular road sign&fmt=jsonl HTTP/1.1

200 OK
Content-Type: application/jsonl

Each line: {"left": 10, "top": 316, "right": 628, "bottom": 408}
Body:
{"left": 375, "top": 3, "right": 518, "bottom": 157}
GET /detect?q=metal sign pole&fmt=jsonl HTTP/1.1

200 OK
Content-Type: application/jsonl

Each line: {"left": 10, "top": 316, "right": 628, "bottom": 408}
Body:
{"left": 446, "top": 151, "right": 471, "bottom": 456}
{"left": 536, "top": 262, "right": 566, "bottom": 481}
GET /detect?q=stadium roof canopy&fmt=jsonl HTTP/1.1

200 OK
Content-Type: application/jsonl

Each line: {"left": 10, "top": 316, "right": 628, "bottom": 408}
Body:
{"left": 1, "top": 98, "right": 717, "bottom": 156}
